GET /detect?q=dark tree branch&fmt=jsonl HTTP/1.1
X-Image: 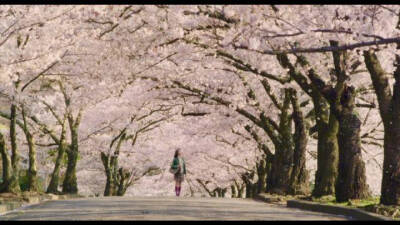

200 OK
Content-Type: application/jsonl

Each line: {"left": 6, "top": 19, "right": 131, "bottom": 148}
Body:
{"left": 234, "top": 36, "right": 400, "bottom": 55}
{"left": 21, "top": 50, "right": 68, "bottom": 92}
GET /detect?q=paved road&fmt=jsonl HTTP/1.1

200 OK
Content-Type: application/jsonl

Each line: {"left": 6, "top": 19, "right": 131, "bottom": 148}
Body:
{"left": 0, "top": 196, "right": 349, "bottom": 220}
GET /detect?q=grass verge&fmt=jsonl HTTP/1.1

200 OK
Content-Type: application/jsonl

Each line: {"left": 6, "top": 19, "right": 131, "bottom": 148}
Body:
{"left": 299, "top": 195, "right": 400, "bottom": 219}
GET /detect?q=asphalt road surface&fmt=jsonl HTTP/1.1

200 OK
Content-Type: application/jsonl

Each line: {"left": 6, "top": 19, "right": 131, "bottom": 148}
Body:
{"left": 0, "top": 196, "right": 349, "bottom": 220}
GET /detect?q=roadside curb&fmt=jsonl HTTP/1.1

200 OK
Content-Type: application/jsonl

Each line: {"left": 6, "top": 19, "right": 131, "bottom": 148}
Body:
{"left": 286, "top": 199, "right": 392, "bottom": 221}
{"left": 254, "top": 194, "right": 287, "bottom": 205}
{"left": 0, "top": 194, "right": 82, "bottom": 215}
{"left": 0, "top": 202, "right": 22, "bottom": 214}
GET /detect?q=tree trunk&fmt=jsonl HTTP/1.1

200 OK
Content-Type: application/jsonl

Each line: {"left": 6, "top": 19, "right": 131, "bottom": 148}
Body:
{"left": 62, "top": 147, "right": 78, "bottom": 194}
{"left": 21, "top": 107, "right": 39, "bottom": 192}
{"left": 26, "top": 134, "right": 38, "bottom": 192}
{"left": 62, "top": 111, "right": 81, "bottom": 194}
{"left": 231, "top": 184, "right": 237, "bottom": 198}
{"left": 364, "top": 51, "right": 400, "bottom": 205}
{"left": 104, "top": 171, "right": 114, "bottom": 196}
{"left": 313, "top": 105, "right": 339, "bottom": 197}
{"left": 381, "top": 73, "right": 400, "bottom": 204}
{"left": 238, "top": 183, "right": 245, "bottom": 198}
{"left": 335, "top": 100, "right": 370, "bottom": 202}
{"left": 268, "top": 90, "right": 294, "bottom": 195}
{"left": 252, "top": 184, "right": 257, "bottom": 197}
{"left": 46, "top": 143, "right": 66, "bottom": 193}
{"left": 307, "top": 41, "right": 370, "bottom": 202}
{"left": 243, "top": 171, "right": 255, "bottom": 198}
{"left": 116, "top": 168, "right": 131, "bottom": 196}
{"left": 277, "top": 53, "right": 338, "bottom": 197}
{"left": 243, "top": 125, "right": 274, "bottom": 194}
{"left": 47, "top": 123, "right": 67, "bottom": 194}
{"left": 380, "top": 131, "right": 400, "bottom": 205}
{"left": 221, "top": 188, "right": 227, "bottom": 198}
{"left": 269, "top": 144, "right": 293, "bottom": 195}
{"left": 309, "top": 72, "right": 371, "bottom": 202}
{"left": 256, "top": 159, "right": 267, "bottom": 194}
{"left": 10, "top": 103, "right": 19, "bottom": 183}
{"left": 214, "top": 187, "right": 224, "bottom": 198}
{"left": 245, "top": 182, "right": 253, "bottom": 198}
{"left": 234, "top": 181, "right": 245, "bottom": 198}
{"left": 329, "top": 43, "right": 370, "bottom": 202}
{"left": 101, "top": 152, "right": 115, "bottom": 196}
{"left": 102, "top": 133, "right": 126, "bottom": 196}
{"left": 265, "top": 154, "right": 274, "bottom": 193}
{"left": 288, "top": 89, "right": 310, "bottom": 195}
{"left": 0, "top": 133, "right": 20, "bottom": 193}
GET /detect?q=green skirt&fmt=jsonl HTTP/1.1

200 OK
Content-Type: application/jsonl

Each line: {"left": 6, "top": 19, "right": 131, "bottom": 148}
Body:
{"left": 174, "top": 173, "right": 185, "bottom": 182}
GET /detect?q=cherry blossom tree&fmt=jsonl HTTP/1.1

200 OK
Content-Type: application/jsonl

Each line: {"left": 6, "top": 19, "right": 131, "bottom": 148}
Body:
{"left": 172, "top": 5, "right": 399, "bottom": 202}
{"left": 0, "top": 5, "right": 79, "bottom": 193}
{"left": 1, "top": 5, "right": 400, "bottom": 206}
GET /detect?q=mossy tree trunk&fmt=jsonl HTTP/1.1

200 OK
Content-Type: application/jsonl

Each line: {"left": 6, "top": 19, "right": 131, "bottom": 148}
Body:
{"left": 100, "top": 113, "right": 168, "bottom": 197}
{"left": 335, "top": 94, "right": 369, "bottom": 202}
{"left": 47, "top": 143, "right": 67, "bottom": 194}
{"left": 242, "top": 171, "right": 255, "bottom": 198}
{"left": 101, "top": 130, "right": 126, "bottom": 196}
{"left": 231, "top": 184, "right": 237, "bottom": 198}
{"left": 265, "top": 155, "right": 274, "bottom": 193}
{"left": 288, "top": 89, "right": 310, "bottom": 195}
{"left": 62, "top": 145, "right": 78, "bottom": 194}
{"left": 266, "top": 89, "right": 294, "bottom": 195}
{"left": 307, "top": 40, "right": 370, "bottom": 202}
{"left": 0, "top": 132, "right": 20, "bottom": 193}
{"left": 244, "top": 125, "right": 274, "bottom": 194}
{"left": 313, "top": 105, "right": 339, "bottom": 197}
{"left": 256, "top": 159, "right": 267, "bottom": 194}
{"left": 212, "top": 187, "right": 227, "bottom": 198}
{"left": 255, "top": 82, "right": 309, "bottom": 195}
{"left": 364, "top": 50, "right": 400, "bottom": 205}
{"left": 62, "top": 110, "right": 82, "bottom": 194}
{"left": 47, "top": 116, "right": 67, "bottom": 194}
{"left": 221, "top": 188, "right": 227, "bottom": 197}
{"left": 0, "top": 89, "right": 21, "bottom": 194}
{"left": 102, "top": 130, "right": 144, "bottom": 197}
{"left": 233, "top": 179, "right": 245, "bottom": 198}
{"left": 267, "top": 88, "right": 309, "bottom": 195}
{"left": 116, "top": 168, "right": 133, "bottom": 196}
{"left": 238, "top": 86, "right": 309, "bottom": 196}
{"left": 10, "top": 103, "right": 20, "bottom": 189}
{"left": 277, "top": 53, "right": 338, "bottom": 197}
{"left": 21, "top": 106, "right": 39, "bottom": 192}
{"left": 0, "top": 83, "right": 70, "bottom": 194}
{"left": 101, "top": 152, "right": 116, "bottom": 196}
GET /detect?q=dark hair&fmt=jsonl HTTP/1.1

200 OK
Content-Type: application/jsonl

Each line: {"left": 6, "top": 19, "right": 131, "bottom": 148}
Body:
{"left": 174, "top": 149, "right": 181, "bottom": 158}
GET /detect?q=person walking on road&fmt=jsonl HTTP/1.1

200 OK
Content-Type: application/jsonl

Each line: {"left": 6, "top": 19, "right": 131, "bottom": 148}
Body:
{"left": 170, "top": 148, "right": 186, "bottom": 197}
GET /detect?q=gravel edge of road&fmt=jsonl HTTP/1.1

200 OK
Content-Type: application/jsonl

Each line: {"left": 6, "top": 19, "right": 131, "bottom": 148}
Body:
{"left": 285, "top": 199, "right": 392, "bottom": 221}
{"left": 254, "top": 194, "right": 392, "bottom": 221}
{"left": 0, "top": 194, "right": 83, "bottom": 216}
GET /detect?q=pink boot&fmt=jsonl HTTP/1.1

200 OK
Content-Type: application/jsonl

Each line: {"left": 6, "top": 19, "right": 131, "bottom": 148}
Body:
{"left": 177, "top": 186, "right": 181, "bottom": 196}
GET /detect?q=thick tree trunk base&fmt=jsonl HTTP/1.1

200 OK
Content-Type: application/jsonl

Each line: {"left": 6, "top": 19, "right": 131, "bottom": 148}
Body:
{"left": 380, "top": 139, "right": 400, "bottom": 205}
{"left": 62, "top": 149, "right": 78, "bottom": 194}
{"left": 27, "top": 174, "right": 39, "bottom": 192}
{"left": 0, "top": 175, "right": 20, "bottom": 194}
{"left": 47, "top": 173, "right": 61, "bottom": 194}
{"left": 335, "top": 112, "right": 370, "bottom": 202}
{"left": 312, "top": 120, "right": 338, "bottom": 197}
{"left": 62, "top": 175, "right": 78, "bottom": 194}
